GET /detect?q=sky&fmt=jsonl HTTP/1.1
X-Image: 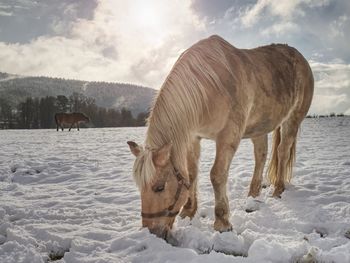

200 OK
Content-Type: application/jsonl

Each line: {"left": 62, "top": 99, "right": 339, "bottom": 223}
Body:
{"left": 0, "top": 0, "right": 349, "bottom": 115}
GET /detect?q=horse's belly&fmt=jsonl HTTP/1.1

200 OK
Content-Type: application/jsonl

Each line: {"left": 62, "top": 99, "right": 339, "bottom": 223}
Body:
{"left": 243, "top": 120, "right": 276, "bottom": 138}
{"left": 243, "top": 105, "right": 291, "bottom": 138}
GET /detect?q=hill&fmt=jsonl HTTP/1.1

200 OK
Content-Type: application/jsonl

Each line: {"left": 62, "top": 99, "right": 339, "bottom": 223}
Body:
{"left": 0, "top": 72, "right": 156, "bottom": 115}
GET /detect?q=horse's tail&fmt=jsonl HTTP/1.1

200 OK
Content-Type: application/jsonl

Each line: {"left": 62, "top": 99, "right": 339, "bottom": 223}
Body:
{"left": 267, "top": 127, "right": 296, "bottom": 185}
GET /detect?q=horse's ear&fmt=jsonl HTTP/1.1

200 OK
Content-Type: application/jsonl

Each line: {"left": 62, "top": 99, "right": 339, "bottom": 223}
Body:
{"left": 127, "top": 141, "right": 142, "bottom": 157}
{"left": 152, "top": 143, "right": 172, "bottom": 167}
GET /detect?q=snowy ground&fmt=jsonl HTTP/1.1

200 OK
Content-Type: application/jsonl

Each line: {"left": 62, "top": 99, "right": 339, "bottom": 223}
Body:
{"left": 1, "top": 118, "right": 350, "bottom": 263}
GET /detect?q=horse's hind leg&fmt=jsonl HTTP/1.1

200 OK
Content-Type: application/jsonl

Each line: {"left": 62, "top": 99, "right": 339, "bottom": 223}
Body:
{"left": 180, "top": 137, "right": 201, "bottom": 219}
{"left": 248, "top": 134, "right": 268, "bottom": 198}
{"left": 269, "top": 118, "right": 300, "bottom": 197}
{"left": 269, "top": 58, "right": 313, "bottom": 197}
{"left": 69, "top": 123, "right": 74, "bottom": 131}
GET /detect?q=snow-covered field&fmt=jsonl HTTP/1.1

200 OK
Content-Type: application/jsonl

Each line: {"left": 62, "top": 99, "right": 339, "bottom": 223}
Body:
{"left": 1, "top": 118, "right": 350, "bottom": 263}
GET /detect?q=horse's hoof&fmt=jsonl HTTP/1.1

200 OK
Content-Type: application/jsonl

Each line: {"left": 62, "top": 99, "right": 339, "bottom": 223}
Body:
{"left": 179, "top": 209, "right": 196, "bottom": 219}
{"left": 214, "top": 220, "right": 232, "bottom": 232}
{"left": 272, "top": 188, "right": 284, "bottom": 198}
{"left": 218, "top": 225, "right": 233, "bottom": 233}
{"left": 345, "top": 230, "right": 350, "bottom": 239}
{"left": 245, "top": 197, "right": 262, "bottom": 213}
{"left": 272, "top": 194, "right": 282, "bottom": 199}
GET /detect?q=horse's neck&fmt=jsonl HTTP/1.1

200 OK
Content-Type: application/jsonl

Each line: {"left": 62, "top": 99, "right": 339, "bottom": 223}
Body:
{"left": 145, "top": 79, "right": 201, "bottom": 174}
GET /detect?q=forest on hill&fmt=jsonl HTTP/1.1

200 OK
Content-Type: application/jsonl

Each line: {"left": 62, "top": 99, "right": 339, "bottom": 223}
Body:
{"left": 0, "top": 92, "right": 148, "bottom": 129}
{"left": 0, "top": 72, "right": 156, "bottom": 129}
{"left": 0, "top": 72, "right": 156, "bottom": 116}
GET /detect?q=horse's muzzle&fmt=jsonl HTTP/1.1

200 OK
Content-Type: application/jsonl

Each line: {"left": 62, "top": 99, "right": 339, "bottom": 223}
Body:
{"left": 148, "top": 225, "right": 169, "bottom": 239}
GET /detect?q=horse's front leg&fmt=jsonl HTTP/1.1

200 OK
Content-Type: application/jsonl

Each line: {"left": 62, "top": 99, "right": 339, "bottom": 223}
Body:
{"left": 211, "top": 129, "right": 241, "bottom": 232}
{"left": 77, "top": 122, "right": 80, "bottom": 131}
{"left": 180, "top": 137, "right": 201, "bottom": 219}
{"left": 69, "top": 123, "right": 74, "bottom": 131}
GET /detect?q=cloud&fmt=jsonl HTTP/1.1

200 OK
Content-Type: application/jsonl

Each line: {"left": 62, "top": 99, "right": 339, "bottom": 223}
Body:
{"left": 311, "top": 61, "right": 350, "bottom": 89}
{"left": 240, "top": 0, "right": 331, "bottom": 28}
{"left": 240, "top": 0, "right": 270, "bottom": 27}
{"left": 190, "top": 0, "right": 234, "bottom": 22}
{"left": 0, "top": 3, "right": 13, "bottom": 16}
{"left": 240, "top": 0, "right": 299, "bottom": 28}
{"left": 311, "top": 94, "right": 348, "bottom": 115}
{"left": 0, "top": 0, "right": 97, "bottom": 43}
{"left": 0, "top": 10, "right": 13, "bottom": 16}
{"left": 0, "top": 0, "right": 206, "bottom": 88}
{"left": 329, "top": 15, "right": 349, "bottom": 38}
{"left": 261, "top": 21, "right": 299, "bottom": 36}
{"left": 309, "top": 60, "right": 350, "bottom": 114}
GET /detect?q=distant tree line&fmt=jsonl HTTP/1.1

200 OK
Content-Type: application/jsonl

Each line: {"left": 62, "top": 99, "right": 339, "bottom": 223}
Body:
{"left": 306, "top": 113, "right": 346, "bottom": 118}
{"left": 0, "top": 93, "right": 148, "bottom": 129}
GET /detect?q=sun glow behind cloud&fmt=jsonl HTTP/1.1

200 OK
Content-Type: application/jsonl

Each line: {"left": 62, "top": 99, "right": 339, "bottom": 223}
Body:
{"left": 128, "top": 1, "right": 166, "bottom": 42}
{"left": 112, "top": 0, "right": 169, "bottom": 47}
{"left": 97, "top": 0, "right": 205, "bottom": 86}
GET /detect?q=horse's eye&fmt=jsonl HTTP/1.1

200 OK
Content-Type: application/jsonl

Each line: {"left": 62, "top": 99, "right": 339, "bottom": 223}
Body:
{"left": 153, "top": 185, "right": 165, "bottom": 193}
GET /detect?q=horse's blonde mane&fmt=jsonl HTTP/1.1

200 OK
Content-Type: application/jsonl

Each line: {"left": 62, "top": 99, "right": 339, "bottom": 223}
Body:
{"left": 133, "top": 35, "right": 232, "bottom": 189}
{"left": 132, "top": 147, "right": 156, "bottom": 190}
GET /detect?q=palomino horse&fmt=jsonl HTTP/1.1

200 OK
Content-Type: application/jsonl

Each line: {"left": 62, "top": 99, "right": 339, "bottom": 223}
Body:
{"left": 127, "top": 35, "right": 313, "bottom": 239}
{"left": 55, "top": 112, "right": 89, "bottom": 131}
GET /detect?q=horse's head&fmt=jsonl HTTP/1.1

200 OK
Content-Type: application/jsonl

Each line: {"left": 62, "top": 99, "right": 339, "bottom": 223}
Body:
{"left": 127, "top": 141, "right": 190, "bottom": 239}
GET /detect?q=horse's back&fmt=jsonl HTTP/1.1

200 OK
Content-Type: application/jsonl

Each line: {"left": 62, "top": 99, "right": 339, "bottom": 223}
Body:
{"left": 187, "top": 35, "right": 310, "bottom": 100}
{"left": 55, "top": 113, "right": 74, "bottom": 124}
{"left": 198, "top": 35, "right": 312, "bottom": 99}
{"left": 186, "top": 35, "right": 314, "bottom": 138}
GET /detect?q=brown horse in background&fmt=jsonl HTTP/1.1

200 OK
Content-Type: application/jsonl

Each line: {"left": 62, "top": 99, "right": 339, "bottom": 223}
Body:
{"left": 55, "top": 112, "right": 89, "bottom": 131}
{"left": 127, "top": 35, "right": 314, "bottom": 239}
